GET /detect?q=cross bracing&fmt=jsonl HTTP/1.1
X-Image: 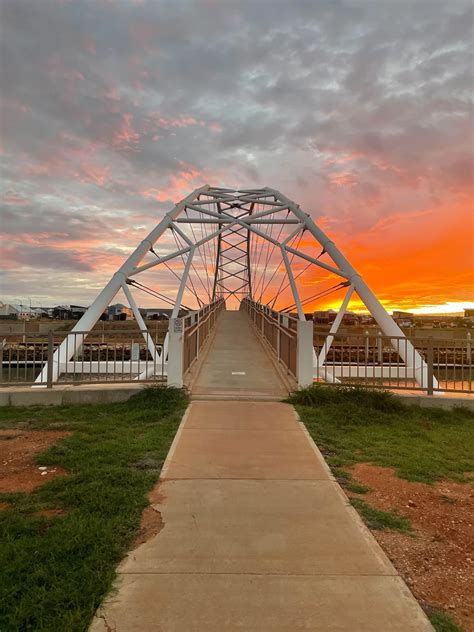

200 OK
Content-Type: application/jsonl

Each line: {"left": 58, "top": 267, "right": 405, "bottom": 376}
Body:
{"left": 35, "top": 185, "right": 436, "bottom": 390}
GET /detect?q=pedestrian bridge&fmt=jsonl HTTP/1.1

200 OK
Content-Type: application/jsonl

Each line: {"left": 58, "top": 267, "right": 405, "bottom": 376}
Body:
{"left": 35, "top": 185, "right": 436, "bottom": 394}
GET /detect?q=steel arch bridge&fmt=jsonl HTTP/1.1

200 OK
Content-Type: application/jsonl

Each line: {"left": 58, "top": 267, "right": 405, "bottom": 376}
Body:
{"left": 36, "top": 185, "right": 434, "bottom": 390}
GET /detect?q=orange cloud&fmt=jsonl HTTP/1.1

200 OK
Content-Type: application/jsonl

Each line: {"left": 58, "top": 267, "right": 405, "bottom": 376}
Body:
{"left": 303, "top": 197, "right": 474, "bottom": 313}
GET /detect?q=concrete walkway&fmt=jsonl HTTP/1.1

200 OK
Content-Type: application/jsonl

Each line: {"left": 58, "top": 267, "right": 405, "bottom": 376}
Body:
{"left": 91, "top": 401, "right": 433, "bottom": 631}
{"left": 191, "top": 310, "right": 289, "bottom": 399}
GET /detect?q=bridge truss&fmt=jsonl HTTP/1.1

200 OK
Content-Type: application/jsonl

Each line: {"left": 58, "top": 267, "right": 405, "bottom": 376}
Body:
{"left": 37, "top": 185, "right": 433, "bottom": 389}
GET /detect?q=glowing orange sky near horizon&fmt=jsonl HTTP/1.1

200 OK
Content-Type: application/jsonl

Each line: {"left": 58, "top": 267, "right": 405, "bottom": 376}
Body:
{"left": 295, "top": 198, "right": 474, "bottom": 314}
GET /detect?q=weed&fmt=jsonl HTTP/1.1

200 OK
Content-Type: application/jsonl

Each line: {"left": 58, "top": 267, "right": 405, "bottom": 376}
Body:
{"left": 350, "top": 498, "right": 413, "bottom": 533}
{"left": 423, "top": 605, "right": 464, "bottom": 632}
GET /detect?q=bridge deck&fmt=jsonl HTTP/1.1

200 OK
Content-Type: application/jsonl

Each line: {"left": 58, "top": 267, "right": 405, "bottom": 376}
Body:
{"left": 91, "top": 401, "right": 433, "bottom": 632}
{"left": 191, "top": 310, "right": 289, "bottom": 398}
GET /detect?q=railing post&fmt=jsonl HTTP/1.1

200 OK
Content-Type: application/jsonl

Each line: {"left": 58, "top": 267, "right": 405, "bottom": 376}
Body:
{"left": 377, "top": 330, "right": 383, "bottom": 365}
{"left": 297, "top": 319, "right": 313, "bottom": 388}
{"left": 467, "top": 333, "right": 472, "bottom": 392}
{"left": 427, "top": 336, "right": 434, "bottom": 396}
{"left": 196, "top": 309, "right": 200, "bottom": 359}
{"left": 277, "top": 313, "right": 281, "bottom": 361}
{"left": 168, "top": 318, "right": 184, "bottom": 388}
{"left": 46, "top": 330, "right": 54, "bottom": 389}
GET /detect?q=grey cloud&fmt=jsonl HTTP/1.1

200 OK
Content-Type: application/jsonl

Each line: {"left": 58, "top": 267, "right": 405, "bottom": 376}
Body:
{"left": 0, "top": 0, "right": 472, "bottom": 303}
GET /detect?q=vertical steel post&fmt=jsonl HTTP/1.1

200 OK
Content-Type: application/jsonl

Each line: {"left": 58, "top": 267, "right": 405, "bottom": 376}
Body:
{"left": 46, "top": 330, "right": 54, "bottom": 389}
{"left": 427, "top": 337, "right": 434, "bottom": 396}
{"left": 467, "top": 333, "right": 472, "bottom": 392}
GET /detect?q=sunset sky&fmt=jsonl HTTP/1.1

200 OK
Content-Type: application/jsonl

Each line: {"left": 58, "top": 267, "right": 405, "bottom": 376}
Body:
{"left": 1, "top": 0, "right": 473, "bottom": 313}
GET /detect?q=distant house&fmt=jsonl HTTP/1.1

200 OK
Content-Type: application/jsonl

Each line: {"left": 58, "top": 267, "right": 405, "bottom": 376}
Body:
{"left": 360, "top": 314, "right": 376, "bottom": 326}
{"left": 107, "top": 304, "right": 134, "bottom": 321}
{"left": 313, "top": 310, "right": 337, "bottom": 325}
{"left": 464, "top": 309, "right": 474, "bottom": 321}
{"left": 139, "top": 307, "right": 188, "bottom": 320}
{"left": 1, "top": 303, "right": 33, "bottom": 320}
{"left": 0, "top": 302, "right": 20, "bottom": 320}
{"left": 53, "top": 305, "right": 87, "bottom": 320}
{"left": 392, "top": 310, "right": 415, "bottom": 327}
{"left": 341, "top": 312, "right": 360, "bottom": 326}
{"left": 30, "top": 307, "right": 50, "bottom": 319}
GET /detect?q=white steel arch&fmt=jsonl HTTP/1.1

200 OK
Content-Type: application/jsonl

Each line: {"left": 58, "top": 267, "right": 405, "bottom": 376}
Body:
{"left": 36, "top": 185, "right": 435, "bottom": 389}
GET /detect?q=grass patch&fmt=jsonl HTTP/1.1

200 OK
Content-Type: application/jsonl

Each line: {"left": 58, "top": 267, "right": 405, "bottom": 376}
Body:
{"left": 350, "top": 498, "right": 413, "bottom": 533}
{"left": 424, "top": 605, "right": 464, "bottom": 632}
{"left": 331, "top": 466, "right": 370, "bottom": 494}
{"left": 288, "top": 384, "right": 474, "bottom": 484}
{"left": 0, "top": 386, "right": 188, "bottom": 632}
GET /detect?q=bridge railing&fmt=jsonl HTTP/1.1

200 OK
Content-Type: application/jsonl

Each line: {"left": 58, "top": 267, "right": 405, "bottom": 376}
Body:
{"left": 182, "top": 298, "right": 226, "bottom": 374}
{"left": 0, "top": 299, "right": 226, "bottom": 389}
{"left": 0, "top": 329, "right": 167, "bottom": 387}
{"left": 314, "top": 330, "right": 473, "bottom": 395}
{"left": 241, "top": 298, "right": 302, "bottom": 383}
{"left": 167, "top": 297, "right": 226, "bottom": 387}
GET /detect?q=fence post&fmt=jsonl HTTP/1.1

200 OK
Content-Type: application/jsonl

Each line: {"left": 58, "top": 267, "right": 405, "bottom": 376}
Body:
{"left": 297, "top": 319, "right": 313, "bottom": 388}
{"left": 277, "top": 313, "right": 281, "bottom": 362}
{"left": 426, "top": 336, "right": 434, "bottom": 396}
{"left": 168, "top": 318, "right": 184, "bottom": 388}
{"left": 196, "top": 309, "right": 200, "bottom": 359}
{"left": 46, "top": 330, "right": 54, "bottom": 389}
{"left": 377, "top": 330, "right": 383, "bottom": 365}
{"left": 467, "top": 333, "right": 472, "bottom": 392}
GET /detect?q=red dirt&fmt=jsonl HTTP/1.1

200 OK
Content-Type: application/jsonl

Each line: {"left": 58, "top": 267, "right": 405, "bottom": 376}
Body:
{"left": 349, "top": 463, "right": 474, "bottom": 632}
{"left": 0, "top": 429, "right": 70, "bottom": 493}
{"left": 132, "top": 484, "right": 166, "bottom": 548}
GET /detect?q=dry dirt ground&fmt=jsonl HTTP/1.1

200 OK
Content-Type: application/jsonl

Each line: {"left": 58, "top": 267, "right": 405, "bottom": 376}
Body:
{"left": 132, "top": 484, "right": 165, "bottom": 548}
{"left": 0, "top": 429, "right": 70, "bottom": 493}
{"left": 350, "top": 463, "right": 474, "bottom": 632}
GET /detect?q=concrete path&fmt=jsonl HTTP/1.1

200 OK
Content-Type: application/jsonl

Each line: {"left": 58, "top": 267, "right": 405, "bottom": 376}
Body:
{"left": 91, "top": 401, "right": 433, "bottom": 631}
{"left": 191, "top": 310, "right": 288, "bottom": 399}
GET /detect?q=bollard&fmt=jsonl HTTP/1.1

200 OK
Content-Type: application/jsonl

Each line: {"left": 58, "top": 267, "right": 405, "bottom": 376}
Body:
{"left": 168, "top": 317, "right": 184, "bottom": 387}
{"left": 296, "top": 320, "right": 313, "bottom": 387}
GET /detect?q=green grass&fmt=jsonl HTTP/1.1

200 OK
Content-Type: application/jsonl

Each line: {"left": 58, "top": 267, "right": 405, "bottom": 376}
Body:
{"left": 350, "top": 498, "right": 413, "bottom": 533}
{"left": 0, "top": 386, "right": 188, "bottom": 632}
{"left": 424, "top": 606, "right": 464, "bottom": 632}
{"left": 288, "top": 384, "right": 474, "bottom": 484}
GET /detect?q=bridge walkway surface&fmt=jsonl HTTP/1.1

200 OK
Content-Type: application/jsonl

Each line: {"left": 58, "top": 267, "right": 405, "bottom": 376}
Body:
{"left": 191, "top": 310, "right": 289, "bottom": 399}
{"left": 91, "top": 398, "right": 433, "bottom": 630}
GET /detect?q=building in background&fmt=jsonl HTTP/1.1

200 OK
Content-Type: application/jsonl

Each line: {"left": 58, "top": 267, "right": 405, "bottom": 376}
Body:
{"left": 313, "top": 310, "right": 337, "bottom": 325}
{"left": 107, "top": 304, "right": 133, "bottom": 321}
{"left": 392, "top": 310, "right": 415, "bottom": 327}
{"left": 0, "top": 302, "right": 20, "bottom": 319}
{"left": 139, "top": 308, "right": 189, "bottom": 319}
{"left": 52, "top": 305, "right": 88, "bottom": 320}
